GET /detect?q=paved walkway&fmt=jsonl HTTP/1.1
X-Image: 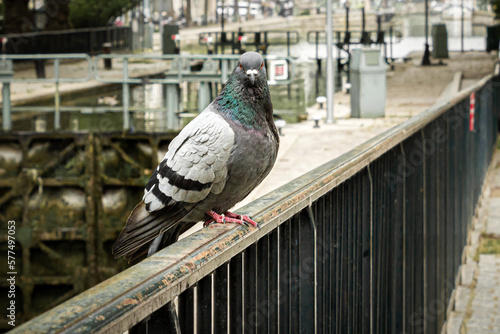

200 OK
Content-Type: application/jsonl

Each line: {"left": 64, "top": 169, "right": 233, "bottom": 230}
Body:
{"left": 463, "top": 153, "right": 500, "bottom": 334}
{"left": 238, "top": 51, "right": 497, "bottom": 206}
{"left": 446, "top": 151, "right": 500, "bottom": 333}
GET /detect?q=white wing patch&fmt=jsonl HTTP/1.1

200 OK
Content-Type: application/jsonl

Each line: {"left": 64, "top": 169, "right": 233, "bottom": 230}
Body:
{"left": 143, "top": 110, "right": 234, "bottom": 210}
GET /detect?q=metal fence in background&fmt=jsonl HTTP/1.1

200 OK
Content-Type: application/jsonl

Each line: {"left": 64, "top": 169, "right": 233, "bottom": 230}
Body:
{"left": 0, "top": 26, "right": 131, "bottom": 55}
{"left": 198, "top": 30, "right": 300, "bottom": 55}
{"left": 0, "top": 53, "right": 295, "bottom": 132}
{"left": 8, "top": 73, "right": 500, "bottom": 333}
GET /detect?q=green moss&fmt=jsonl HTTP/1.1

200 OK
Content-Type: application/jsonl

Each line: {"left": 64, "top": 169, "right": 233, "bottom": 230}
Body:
{"left": 128, "top": 59, "right": 155, "bottom": 64}
{"left": 478, "top": 236, "right": 500, "bottom": 255}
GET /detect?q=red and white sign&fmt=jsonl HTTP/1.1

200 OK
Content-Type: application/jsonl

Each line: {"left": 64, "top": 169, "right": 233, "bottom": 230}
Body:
{"left": 469, "top": 91, "right": 475, "bottom": 132}
{"left": 268, "top": 60, "right": 288, "bottom": 83}
{"left": 275, "top": 64, "right": 285, "bottom": 77}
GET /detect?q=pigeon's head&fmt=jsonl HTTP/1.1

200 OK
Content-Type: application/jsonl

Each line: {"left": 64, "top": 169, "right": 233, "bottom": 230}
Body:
{"left": 236, "top": 51, "right": 266, "bottom": 86}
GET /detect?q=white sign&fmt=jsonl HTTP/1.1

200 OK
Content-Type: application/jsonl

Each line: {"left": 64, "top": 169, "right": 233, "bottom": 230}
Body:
{"left": 268, "top": 60, "right": 288, "bottom": 84}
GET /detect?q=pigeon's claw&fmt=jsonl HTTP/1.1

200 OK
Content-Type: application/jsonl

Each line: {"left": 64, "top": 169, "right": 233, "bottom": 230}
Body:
{"left": 203, "top": 218, "right": 215, "bottom": 227}
{"left": 224, "top": 211, "right": 261, "bottom": 230}
{"left": 205, "top": 210, "right": 226, "bottom": 227}
{"left": 204, "top": 210, "right": 261, "bottom": 230}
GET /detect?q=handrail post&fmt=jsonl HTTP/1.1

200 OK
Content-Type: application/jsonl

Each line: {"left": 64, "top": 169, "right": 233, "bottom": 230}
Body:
{"left": 165, "top": 83, "right": 179, "bottom": 130}
{"left": 287, "top": 31, "right": 290, "bottom": 57}
{"left": 122, "top": 57, "right": 130, "bottom": 131}
{"left": 1, "top": 58, "right": 13, "bottom": 131}
{"left": 222, "top": 59, "right": 229, "bottom": 83}
{"left": 2, "top": 80, "right": 11, "bottom": 131}
{"left": 54, "top": 59, "right": 61, "bottom": 131}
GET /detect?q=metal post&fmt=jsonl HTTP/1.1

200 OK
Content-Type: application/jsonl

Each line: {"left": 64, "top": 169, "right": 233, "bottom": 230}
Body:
{"left": 166, "top": 84, "right": 179, "bottom": 130}
{"left": 421, "top": 0, "right": 431, "bottom": 65}
{"left": 2, "top": 82, "right": 11, "bottom": 131}
{"left": 54, "top": 59, "right": 61, "bottom": 131}
{"left": 461, "top": 0, "right": 464, "bottom": 52}
{"left": 287, "top": 31, "right": 290, "bottom": 57}
{"left": 198, "top": 82, "right": 211, "bottom": 112}
{"left": 315, "top": 32, "right": 319, "bottom": 61}
{"left": 316, "top": 32, "right": 321, "bottom": 75}
{"left": 222, "top": 59, "right": 229, "bottom": 83}
{"left": 221, "top": 0, "right": 225, "bottom": 54}
{"left": 389, "top": 25, "right": 394, "bottom": 61}
{"left": 362, "top": 6, "right": 365, "bottom": 32}
{"left": 122, "top": 58, "right": 130, "bottom": 131}
{"left": 326, "top": 0, "right": 334, "bottom": 123}
{"left": 345, "top": 3, "right": 349, "bottom": 31}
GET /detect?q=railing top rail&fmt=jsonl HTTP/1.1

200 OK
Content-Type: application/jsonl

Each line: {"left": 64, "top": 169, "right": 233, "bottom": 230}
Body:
{"left": 0, "top": 53, "right": 294, "bottom": 85}
{"left": 0, "top": 54, "right": 93, "bottom": 83}
{"left": 9, "top": 71, "right": 494, "bottom": 334}
{"left": 93, "top": 54, "right": 296, "bottom": 85}
{"left": 306, "top": 29, "right": 403, "bottom": 44}
{"left": 198, "top": 30, "right": 300, "bottom": 35}
{"left": 0, "top": 25, "right": 129, "bottom": 38}
{"left": 0, "top": 53, "right": 93, "bottom": 60}
{"left": 198, "top": 30, "right": 300, "bottom": 46}
{"left": 94, "top": 53, "right": 293, "bottom": 61}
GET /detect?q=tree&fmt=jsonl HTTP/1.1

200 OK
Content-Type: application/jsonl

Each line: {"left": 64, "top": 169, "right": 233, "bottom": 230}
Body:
{"left": 3, "top": 0, "right": 33, "bottom": 34}
{"left": 492, "top": 0, "right": 500, "bottom": 19}
{"left": 69, "top": 0, "right": 138, "bottom": 28}
{"left": 185, "top": 0, "right": 192, "bottom": 26}
{"left": 44, "top": 0, "right": 70, "bottom": 31}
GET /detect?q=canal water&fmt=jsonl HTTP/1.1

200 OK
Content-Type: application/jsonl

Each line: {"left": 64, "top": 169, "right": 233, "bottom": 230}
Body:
{"left": 11, "top": 14, "right": 487, "bottom": 133}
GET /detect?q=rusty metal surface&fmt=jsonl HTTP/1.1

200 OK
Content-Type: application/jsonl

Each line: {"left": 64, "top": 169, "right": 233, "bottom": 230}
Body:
{"left": 6, "top": 74, "right": 496, "bottom": 333}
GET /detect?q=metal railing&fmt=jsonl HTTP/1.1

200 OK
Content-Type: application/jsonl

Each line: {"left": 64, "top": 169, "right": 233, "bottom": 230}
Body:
{"left": 0, "top": 53, "right": 295, "bottom": 131}
{"left": 8, "top": 72, "right": 500, "bottom": 333}
{"left": 198, "top": 30, "right": 300, "bottom": 55}
{"left": 0, "top": 26, "right": 131, "bottom": 54}
{"left": 0, "top": 53, "right": 93, "bottom": 131}
{"left": 307, "top": 28, "right": 403, "bottom": 60}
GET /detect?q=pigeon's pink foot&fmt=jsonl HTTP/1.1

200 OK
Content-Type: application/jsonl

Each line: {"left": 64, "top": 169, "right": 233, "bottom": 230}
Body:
{"left": 204, "top": 210, "right": 261, "bottom": 230}
{"left": 203, "top": 210, "right": 224, "bottom": 227}
{"left": 223, "top": 211, "right": 261, "bottom": 229}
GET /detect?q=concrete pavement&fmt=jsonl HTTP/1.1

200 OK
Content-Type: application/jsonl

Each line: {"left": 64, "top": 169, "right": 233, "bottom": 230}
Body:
{"left": 445, "top": 149, "right": 500, "bottom": 334}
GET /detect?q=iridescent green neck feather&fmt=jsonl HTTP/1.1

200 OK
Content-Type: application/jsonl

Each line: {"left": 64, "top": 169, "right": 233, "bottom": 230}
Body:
{"left": 214, "top": 74, "right": 272, "bottom": 130}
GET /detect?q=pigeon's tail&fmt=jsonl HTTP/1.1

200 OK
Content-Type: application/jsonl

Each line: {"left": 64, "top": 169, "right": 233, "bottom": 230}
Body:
{"left": 112, "top": 201, "right": 190, "bottom": 263}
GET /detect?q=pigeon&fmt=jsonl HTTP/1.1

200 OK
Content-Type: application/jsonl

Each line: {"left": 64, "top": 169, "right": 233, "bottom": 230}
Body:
{"left": 113, "top": 52, "right": 279, "bottom": 262}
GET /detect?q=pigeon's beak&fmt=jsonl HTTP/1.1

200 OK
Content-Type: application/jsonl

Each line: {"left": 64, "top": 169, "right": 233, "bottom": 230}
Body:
{"left": 246, "top": 69, "right": 258, "bottom": 85}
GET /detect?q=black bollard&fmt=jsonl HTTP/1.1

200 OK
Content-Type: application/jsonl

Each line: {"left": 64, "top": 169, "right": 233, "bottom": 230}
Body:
{"left": 35, "top": 59, "right": 46, "bottom": 79}
{"left": 103, "top": 43, "right": 112, "bottom": 70}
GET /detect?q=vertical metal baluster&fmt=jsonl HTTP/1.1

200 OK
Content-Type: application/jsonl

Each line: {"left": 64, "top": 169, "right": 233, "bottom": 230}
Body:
{"left": 197, "top": 274, "right": 212, "bottom": 334}
{"left": 229, "top": 254, "right": 243, "bottom": 334}
{"left": 214, "top": 263, "right": 228, "bottom": 333}
{"left": 122, "top": 57, "right": 130, "bottom": 131}
{"left": 243, "top": 244, "right": 257, "bottom": 334}
{"left": 2, "top": 76, "right": 11, "bottom": 131}
{"left": 54, "top": 59, "right": 60, "bottom": 131}
{"left": 257, "top": 235, "right": 269, "bottom": 333}
{"left": 179, "top": 287, "right": 195, "bottom": 334}
{"left": 269, "top": 230, "right": 279, "bottom": 334}
{"left": 278, "top": 221, "right": 290, "bottom": 334}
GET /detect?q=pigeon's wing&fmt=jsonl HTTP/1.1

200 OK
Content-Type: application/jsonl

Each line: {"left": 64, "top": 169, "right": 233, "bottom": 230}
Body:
{"left": 112, "top": 110, "right": 235, "bottom": 260}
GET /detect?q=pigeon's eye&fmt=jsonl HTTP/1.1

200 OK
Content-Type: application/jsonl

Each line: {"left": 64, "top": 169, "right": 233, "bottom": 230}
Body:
{"left": 260, "top": 62, "right": 263, "bottom": 68}
{"left": 239, "top": 63, "right": 243, "bottom": 69}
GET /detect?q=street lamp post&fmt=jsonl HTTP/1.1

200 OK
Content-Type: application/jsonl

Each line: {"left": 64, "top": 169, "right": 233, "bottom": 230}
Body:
{"left": 421, "top": 0, "right": 431, "bottom": 65}
{"left": 221, "top": 0, "right": 225, "bottom": 53}
{"left": 326, "top": 0, "right": 335, "bottom": 123}
{"left": 461, "top": 0, "right": 465, "bottom": 52}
